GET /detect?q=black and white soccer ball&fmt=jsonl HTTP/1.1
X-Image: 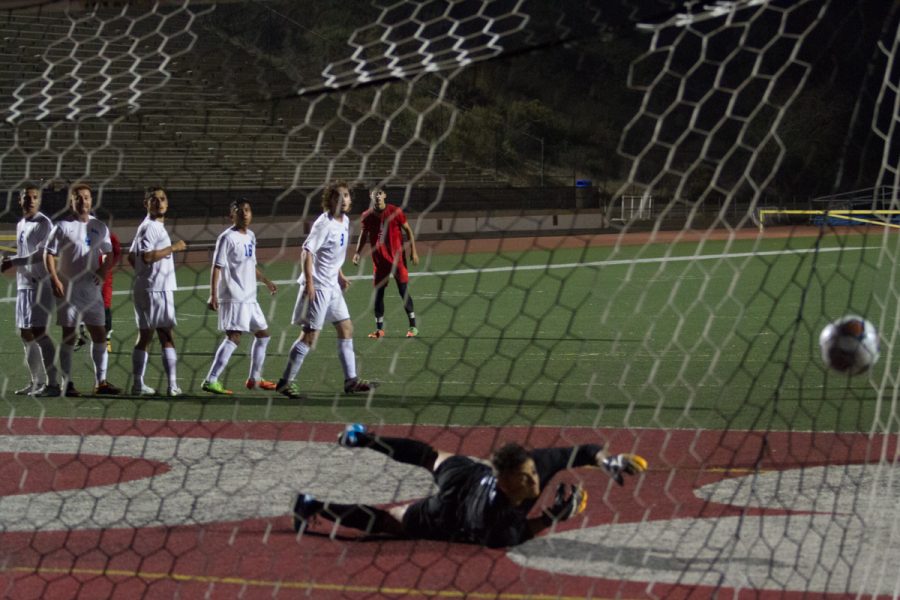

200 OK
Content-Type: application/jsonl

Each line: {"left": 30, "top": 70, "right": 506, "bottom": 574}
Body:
{"left": 819, "top": 315, "right": 880, "bottom": 375}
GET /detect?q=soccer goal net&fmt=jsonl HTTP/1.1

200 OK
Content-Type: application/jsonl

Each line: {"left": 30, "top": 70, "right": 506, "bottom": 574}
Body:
{"left": 1, "top": 0, "right": 899, "bottom": 598}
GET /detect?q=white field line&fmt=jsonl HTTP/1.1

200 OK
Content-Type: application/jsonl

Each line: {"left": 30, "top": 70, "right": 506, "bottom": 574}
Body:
{"left": 0, "top": 246, "right": 868, "bottom": 303}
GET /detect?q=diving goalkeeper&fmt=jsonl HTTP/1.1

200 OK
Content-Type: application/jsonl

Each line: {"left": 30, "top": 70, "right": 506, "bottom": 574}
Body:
{"left": 292, "top": 424, "right": 647, "bottom": 548}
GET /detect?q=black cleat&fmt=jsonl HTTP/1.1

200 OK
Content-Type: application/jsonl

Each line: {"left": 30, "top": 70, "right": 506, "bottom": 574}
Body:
{"left": 343, "top": 378, "right": 376, "bottom": 394}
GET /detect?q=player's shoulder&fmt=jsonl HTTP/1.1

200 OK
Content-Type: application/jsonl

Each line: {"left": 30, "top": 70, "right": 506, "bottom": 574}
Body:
{"left": 87, "top": 215, "right": 108, "bottom": 230}
{"left": 25, "top": 211, "right": 52, "bottom": 227}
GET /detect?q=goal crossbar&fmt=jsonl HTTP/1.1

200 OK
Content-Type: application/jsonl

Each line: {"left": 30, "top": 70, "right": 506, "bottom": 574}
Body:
{"left": 758, "top": 210, "right": 900, "bottom": 231}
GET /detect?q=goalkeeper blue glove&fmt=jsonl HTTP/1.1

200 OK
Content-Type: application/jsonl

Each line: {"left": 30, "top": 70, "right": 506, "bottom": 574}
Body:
{"left": 602, "top": 453, "right": 648, "bottom": 485}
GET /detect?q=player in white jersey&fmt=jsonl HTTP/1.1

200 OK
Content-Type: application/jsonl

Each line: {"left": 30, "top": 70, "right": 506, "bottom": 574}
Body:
{"left": 1, "top": 185, "right": 59, "bottom": 397}
{"left": 275, "top": 180, "right": 374, "bottom": 399}
{"left": 128, "top": 187, "right": 187, "bottom": 397}
{"left": 44, "top": 183, "right": 122, "bottom": 397}
{"left": 201, "top": 199, "right": 278, "bottom": 395}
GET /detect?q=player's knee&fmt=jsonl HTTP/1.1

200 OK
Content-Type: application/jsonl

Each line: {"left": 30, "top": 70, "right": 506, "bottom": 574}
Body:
{"left": 226, "top": 331, "right": 242, "bottom": 344}
{"left": 300, "top": 330, "right": 318, "bottom": 348}
{"left": 335, "top": 319, "right": 353, "bottom": 338}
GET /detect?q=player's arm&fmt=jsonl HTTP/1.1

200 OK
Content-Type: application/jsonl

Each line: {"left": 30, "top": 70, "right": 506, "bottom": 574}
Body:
{"left": 401, "top": 221, "right": 419, "bottom": 266}
{"left": 44, "top": 250, "right": 64, "bottom": 297}
{"left": 2, "top": 248, "right": 44, "bottom": 271}
{"left": 300, "top": 248, "right": 315, "bottom": 299}
{"left": 352, "top": 222, "right": 368, "bottom": 266}
{"left": 142, "top": 240, "right": 187, "bottom": 264}
{"left": 256, "top": 267, "right": 277, "bottom": 295}
{"left": 208, "top": 266, "right": 221, "bottom": 311}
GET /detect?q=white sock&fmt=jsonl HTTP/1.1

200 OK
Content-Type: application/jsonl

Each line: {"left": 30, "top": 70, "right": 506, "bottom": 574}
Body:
{"left": 207, "top": 339, "right": 238, "bottom": 382}
{"left": 337, "top": 338, "right": 357, "bottom": 381}
{"left": 281, "top": 340, "right": 309, "bottom": 382}
{"left": 162, "top": 347, "right": 178, "bottom": 388}
{"left": 250, "top": 336, "right": 270, "bottom": 381}
{"left": 35, "top": 335, "right": 58, "bottom": 385}
{"left": 59, "top": 343, "right": 74, "bottom": 382}
{"left": 24, "top": 340, "right": 45, "bottom": 385}
{"left": 132, "top": 348, "right": 148, "bottom": 386}
{"left": 91, "top": 342, "right": 108, "bottom": 384}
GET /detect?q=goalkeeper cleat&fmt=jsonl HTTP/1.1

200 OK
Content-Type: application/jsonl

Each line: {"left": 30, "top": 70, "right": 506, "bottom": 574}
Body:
{"left": 344, "top": 377, "right": 375, "bottom": 394}
{"left": 406, "top": 327, "right": 418, "bottom": 338}
{"left": 276, "top": 380, "right": 303, "bottom": 400}
{"left": 201, "top": 380, "right": 232, "bottom": 395}
{"left": 131, "top": 383, "right": 156, "bottom": 396}
{"left": 94, "top": 380, "right": 122, "bottom": 396}
{"left": 602, "top": 453, "right": 649, "bottom": 486}
{"left": 367, "top": 329, "right": 385, "bottom": 339}
{"left": 337, "top": 423, "right": 368, "bottom": 447}
{"left": 245, "top": 378, "right": 278, "bottom": 391}
{"left": 292, "top": 493, "right": 322, "bottom": 533}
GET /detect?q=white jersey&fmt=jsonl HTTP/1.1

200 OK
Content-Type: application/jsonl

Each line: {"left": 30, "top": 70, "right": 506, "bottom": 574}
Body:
{"left": 12, "top": 211, "right": 52, "bottom": 290}
{"left": 212, "top": 227, "right": 258, "bottom": 303}
{"left": 130, "top": 217, "right": 177, "bottom": 292}
{"left": 45, "top": 215, "right": 112, "bottom": 286}
{"left": 300, "top": 212, "right": 350, "bottom": 289}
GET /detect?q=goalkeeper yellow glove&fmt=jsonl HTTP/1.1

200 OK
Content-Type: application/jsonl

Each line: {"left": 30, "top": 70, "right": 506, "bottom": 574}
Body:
{"left": 602, "top": 453, "right": 648, "bottom": 485}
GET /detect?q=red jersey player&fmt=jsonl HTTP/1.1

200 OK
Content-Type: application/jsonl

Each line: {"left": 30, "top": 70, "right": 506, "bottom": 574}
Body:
{"left": 352, "top": 187, "right": 419, "bottom": 338}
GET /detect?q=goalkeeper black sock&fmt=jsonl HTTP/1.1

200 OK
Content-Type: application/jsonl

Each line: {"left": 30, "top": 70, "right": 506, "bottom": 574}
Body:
{"left": 354, "top": 433, "right": 438, "bottom": 469}
{"left": 318, "top": 501, "right": 398, "bottom": 535}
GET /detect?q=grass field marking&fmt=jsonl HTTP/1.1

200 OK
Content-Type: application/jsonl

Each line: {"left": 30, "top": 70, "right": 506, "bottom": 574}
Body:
{"left": 0, "top": 244, "right": 868, "bottom": 305}
{"left": 9, "top": 566, "right": 630, "bottom": 600}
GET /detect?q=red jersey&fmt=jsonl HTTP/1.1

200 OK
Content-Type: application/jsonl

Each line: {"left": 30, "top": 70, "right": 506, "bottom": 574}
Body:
{"left": 359, "top": 204, "right": 408, "bottom": 262}
{"left": 102, "top": 232, "right": 121, "bottom": 308}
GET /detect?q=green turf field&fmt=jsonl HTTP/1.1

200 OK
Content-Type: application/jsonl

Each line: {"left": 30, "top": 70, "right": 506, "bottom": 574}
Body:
{"left": 1, "top": 230, "right": 895, "bottom": 431}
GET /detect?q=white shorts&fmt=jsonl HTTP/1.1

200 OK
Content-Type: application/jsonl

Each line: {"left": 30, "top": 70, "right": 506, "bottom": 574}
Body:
{"left": 57, "top": 281, "right": 105, "bottom": 328}
{"left": 218, "top": 301, "right": 268, "bottom": 333}
{"left": 16, "top": 284, "right": 56, "bottom": 329}
{"left": 134, "top": 290, "right": 177, "bottom": 330}
{"left": 291, "top": 284, "right": 350, "bottom": 331}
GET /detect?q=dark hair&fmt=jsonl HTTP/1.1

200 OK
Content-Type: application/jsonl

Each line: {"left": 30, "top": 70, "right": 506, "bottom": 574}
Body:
{"left": 145, "top": 186, "right": 166, "bottom": 202}
{"left": 20, "top": 183, "right": 40, "bottom": 196}
{"left": 491, "top": 442, "right": 530, "bottom": 474}
{"left": 321, "top": 180, "right": 348, "bottom": 213}
{"left": 230, "top": 197, "right": 251, "bottom": 213}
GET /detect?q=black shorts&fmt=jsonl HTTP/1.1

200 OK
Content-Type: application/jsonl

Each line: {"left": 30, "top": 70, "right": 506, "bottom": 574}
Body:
{"left": 401, "top": 455, "right": 481, "bottom": 540}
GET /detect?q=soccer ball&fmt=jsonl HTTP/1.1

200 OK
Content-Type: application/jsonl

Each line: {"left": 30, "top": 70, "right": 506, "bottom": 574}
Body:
{"left": 819, "top": 315, "right": 880, "bottom": 375}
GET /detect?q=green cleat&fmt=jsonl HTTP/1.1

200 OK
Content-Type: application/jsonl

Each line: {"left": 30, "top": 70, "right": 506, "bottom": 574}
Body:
{"left": 276, "top": 380, "right": 303, "bottom": 400}
{"left": 201, "top": 380, "right": 232, "bottom": 395}
{"left": 406, "top": 327, "right": 419, "bottom": 338}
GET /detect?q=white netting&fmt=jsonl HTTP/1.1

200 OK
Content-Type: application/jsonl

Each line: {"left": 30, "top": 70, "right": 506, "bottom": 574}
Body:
{"left": 1, "top": 1, "right": 899, "bottom": 598}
